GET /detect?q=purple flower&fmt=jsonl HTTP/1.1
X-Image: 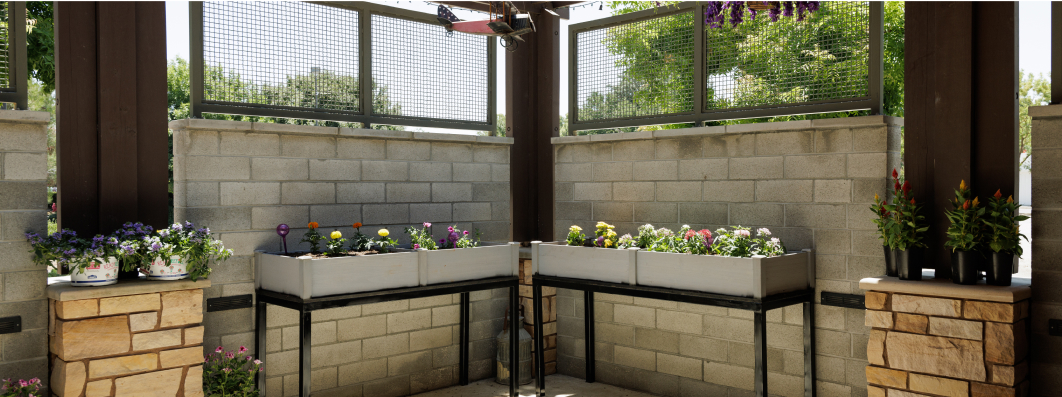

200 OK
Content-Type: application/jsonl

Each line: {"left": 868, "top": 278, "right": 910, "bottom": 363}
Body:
{"left": 704, "top": 1, "right": 725, "bottom": 28}
{"left": 64, "top": 248, "right": 76, "bottom": 255}
{"left": 150, "top": 242, "right": 162, "bottom": 252}
{"left": 782, "top": 1, "right": 794, "bottom": 17}
{"left": 439, "top": 239, "right": 446, "bottom": 246}
{"left": 448, "top": 232, "right": 460, "bottom": 243}
{"left": 596, "top": 236, "right": 605, "bottom": 247}
{"left": 728, "top": 1, "right": 744, "bottom": 27}
{"left": 768, "top": 5, "right": 781, "bottom": 21}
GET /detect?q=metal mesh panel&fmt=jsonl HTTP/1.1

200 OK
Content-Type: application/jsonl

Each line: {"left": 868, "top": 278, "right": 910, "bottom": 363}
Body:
{"left": 371, "top": 13, "right": 489, "bottom": 123}
{"left": 0, "top": 2, "right": 11, "bottom": 89}
{"left": 575, "top": 11, "right": 696, "bottom": 122}
{"left": 704, "top": 2, "right": 869, "bottom": 111}
{"left": 202, "top": 2, "right": 359, "bottom": 112}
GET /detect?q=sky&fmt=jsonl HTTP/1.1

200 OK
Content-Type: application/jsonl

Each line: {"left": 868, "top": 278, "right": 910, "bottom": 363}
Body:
{"left": 166, "top": 1, "right": 1053, "bottom": 131}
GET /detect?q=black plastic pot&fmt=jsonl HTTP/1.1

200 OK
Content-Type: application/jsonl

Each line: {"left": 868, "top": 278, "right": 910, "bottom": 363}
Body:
{"left": 986, "top": 252, "right": 1014, "bottom": 287}
{"left": 117, "top": 259, "right": 141, "bottom": 280}
{"left": 896, "top": 248, "right": 923, "bottom": 281}
{"left": 884, "top": 245, "right": 898, "bottom": 277}
{"left": 951, "top": 250, "right": 981, "bottom": 285}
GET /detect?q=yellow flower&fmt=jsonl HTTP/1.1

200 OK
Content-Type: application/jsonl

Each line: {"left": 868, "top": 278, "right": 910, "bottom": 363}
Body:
{"left": 874, "top": 193, "right": 879, "bottom": 202}
{"left": 378, "top": 229, "right": 389, "bottom": 237}
{"left": 606, "top": 230, "right": 617, "bottom": 238}
{"left": 1007, "top": 195, "right": 1014, "bottom": 203}
{"left": 604, "top": 239, "right": 613, "bottom": 248}
{"left": 330, "top": 230, "right": 342, "bottom": 239}
{"left": 570, "top": 225, "right": 582, "bottom": 232}
{"left": 972, "top": 197, "right": 980, "bottom": 208}
{"left": 959, "top": 179, "right": 967, "bottom": 190}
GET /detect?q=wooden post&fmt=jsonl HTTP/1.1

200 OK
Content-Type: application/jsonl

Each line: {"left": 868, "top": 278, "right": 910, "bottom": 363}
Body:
{"left": 904, "top": 2, "right": 1017, "bottom": 276}
{"left": 56, "top": 2, "right": 168, "bottom": 236}
{"left": 507, "top": 2, "right": 560, "bottom": 243}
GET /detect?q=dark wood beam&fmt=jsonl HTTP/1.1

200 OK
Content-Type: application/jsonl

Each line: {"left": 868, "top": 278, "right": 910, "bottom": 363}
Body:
{"left": 972, "top": 2, "right": 1018, "bottom": 201}
{"left": 56, "top": 2, "right": 100, "bottom": 234}
{"left": 134, "top": 2, "right": 170, "bottom": 229}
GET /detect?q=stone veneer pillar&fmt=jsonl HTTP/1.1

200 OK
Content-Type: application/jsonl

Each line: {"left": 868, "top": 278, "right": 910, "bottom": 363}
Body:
{"left": 518, "top": 252, "right": 558, "bottom": 376}
{"left": 48, "top": 279, "right": 210, "bottom": 397}
{"left": 860, "top": 277, "right": 1030, "bottom": 397}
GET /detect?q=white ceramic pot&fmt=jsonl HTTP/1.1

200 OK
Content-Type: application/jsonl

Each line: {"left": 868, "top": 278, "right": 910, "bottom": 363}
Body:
{"left": 69, "top": 257, "right": 119, "bottom": 287}
{"left": 145, "top": 256, "right": 189, "bottom": 280}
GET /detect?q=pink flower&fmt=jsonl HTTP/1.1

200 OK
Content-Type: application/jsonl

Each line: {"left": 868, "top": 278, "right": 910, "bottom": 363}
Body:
{"left": 238, "top": 346, "right": 247, "bottom": 353}
{"left": 413, "top": 244, "right": 420, "bottom": 249}
{"left": 447, "top": 226, "right": 454, "bottom": 232}
{"left": 222, "top": 368, "right": 232, "bottom": 373}
{"left": 226, "top": 352, "right": 235, "bottom": 359}
{"left": 463, "top": 230, "right": 469, "bottom": 235}
{"left": 423, "top": 222, "right": 431, "bottom": 228}
{"left": 254, "top": 359, "right": 263, "bottom": 365}
{"left": 735, "top": 229, "right": 751, "bottom": 238}
{"left": 246, "top": 356, "right": 252, "bottom": 360}
{"left": 19, "top": 380, "right": 27, "bottom": 387}
{"left": 216, "top": 346, "right": 224, "bottom": 353}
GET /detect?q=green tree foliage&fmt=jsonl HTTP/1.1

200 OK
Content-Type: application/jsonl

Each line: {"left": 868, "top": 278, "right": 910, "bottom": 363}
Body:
{"left": 26, "top": 1, "right": 54, "bottom": 92}
{"left": 1019, "top": 70, "right": 1050, "bottom": 170}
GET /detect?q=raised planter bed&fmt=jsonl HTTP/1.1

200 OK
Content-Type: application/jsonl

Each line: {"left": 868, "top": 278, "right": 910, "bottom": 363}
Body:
{"left": 255, "top": 242, "right": 520, "bottom": 299}
{"left": 530, "top": 241, "right": 814, "bottom": 298}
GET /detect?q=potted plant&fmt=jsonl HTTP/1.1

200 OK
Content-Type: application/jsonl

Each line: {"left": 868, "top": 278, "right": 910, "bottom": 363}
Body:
{"left": 944, "top": 180, "right": 984, "bottom": 285}
{"left": 204, "top": 346, "right": 263, "bottom": 397}
{"left": 871, "top": 190, "right": 897, "bottom": 277}
{"left": 534, "top": 224, "right": 811, "bottom": 298}
{"left": 0, "top": 377, "right": 42, "bottom": 397}
{"left": 981, "top": 189, "right": 1028, "bottom": 286}
{"left": 883, "top": 172, "right": 928, "bottom": 280}
{"left": 27, "top": 230, "right": 123, "bottom": 286}
{"left": 255, "top": 222, "right": 519, "bottom": 299}
{"left": 145, "top": 222, "right": 232, "bottom": 281}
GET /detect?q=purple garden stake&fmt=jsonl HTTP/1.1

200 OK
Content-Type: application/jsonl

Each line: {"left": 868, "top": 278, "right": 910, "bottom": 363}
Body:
{"left": 276, "top": 224, "right": 290, "bottom": 254}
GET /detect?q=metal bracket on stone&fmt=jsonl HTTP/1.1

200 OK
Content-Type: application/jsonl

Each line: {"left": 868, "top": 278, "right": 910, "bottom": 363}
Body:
{"left": 207, "top": 295, "right": 254, "bottom": 312}
{"left": 820, "top": 292, "right": 866, "bottom": 310}
{"left": 0, "top": 316, "right": 21, "bottom": 334}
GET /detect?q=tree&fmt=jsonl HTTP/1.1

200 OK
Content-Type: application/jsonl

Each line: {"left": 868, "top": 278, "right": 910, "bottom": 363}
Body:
{"left": 1019, "top": 70, "right": 1050, "bottom": 170}
{"left": 26, "top": 1, "right": 54, "bottom": 92}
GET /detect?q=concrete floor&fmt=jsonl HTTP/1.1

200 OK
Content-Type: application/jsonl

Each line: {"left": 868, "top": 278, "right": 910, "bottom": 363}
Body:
{"left": 412, "top": 375, "right": 656, "bottom": 397}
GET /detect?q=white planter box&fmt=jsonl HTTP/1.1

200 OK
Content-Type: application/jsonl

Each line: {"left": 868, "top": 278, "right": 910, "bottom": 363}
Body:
{"left": 531, "top": 242, "right": 814, "bottom": 299}
{"left": 255, "top": 243, "right": 520, "bottom": 299}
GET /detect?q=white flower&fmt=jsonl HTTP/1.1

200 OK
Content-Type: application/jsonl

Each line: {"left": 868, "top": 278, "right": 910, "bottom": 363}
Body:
{"left": 757, "top": 228, "right": 772, "bottom": 236}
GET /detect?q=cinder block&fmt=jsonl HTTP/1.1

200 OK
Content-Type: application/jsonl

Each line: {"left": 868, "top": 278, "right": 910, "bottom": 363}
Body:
{"left": 596, "top": 323, "right": 634, "bottom": 346}
{"left": 656, "top": 137, "right": 702, "bottom": 159}
{"left": 281, "top": 183, "right": 335, "bottom": 205}
{"left": 632, "top": 161, "right": 678, "bottom": 181}
{"left": 337, "top": 182, "right": 386, "bottom": 203}
{"left": 388, "top": 350, "right": 433, "bottom": 376}
{"left": 815, "top": 179, "right": 853, "bottom": 203}
{"left": 386, "top": 183, "right": 431, "bottom": 203}
{"left": 182, "top": 156, "right": 250, "bottom": 181}
{"left": 452, "top": 163, "right": 491, "bottom": 182}
{"left": 430, "top": 143, "right": 472, "bottom": 162}
{"left": 555, "top": 202, "right": 592, "bottom": 220}
{"left": 410, "top": 203, "right": 452, "bottom": 223}
{"left": 219, "top": 132, "right": 279, "bottom": 156}
{"left": 704, "top": 180, "right": 754, "bottom": 202}
{"left": 4, "top": 271, "right": 45, "bottom": 301}
{"left": 337, "top": 138, "right": 387, "bottom": 160}
{"left": 385, "top": 141, "right": 430, "bottom": 161}
{"left": 251, "top": 206, "right": 309, "bottom": 230}
{"left": 491, "top": 164, "right": 510, "bottom": 182}
{"left": 453, "top": 202, "right": 491, "bottom": 222}
{"left": 852, "top": 127, "right": 888, "bottom": 152}
{"left": 592, "top": 202, "right": 633, "bottom": 222}
{"left": 473, "top": 145, "right": 509, "bottom": 163}
{"left": 593, "top": 162, "right": 632, "bottom": 182}
{"left": 252, "top": 158, "right": 309, "bottom": 181}
{"left": 613, "top": 140, "right": 654, "bottom": 161}
{"left": 0, "top": 125, "right": 46, "bottom": 151}
{"left": 633, "top": 203, "right": 678, "bottom": 223}
{"left": 847, "top": 153, "right": 888, "bottom": 178}
{"left": 309, "top": 204, "right": 361, "bottom": 227}
{"left": 730, "top": 157, "right": 784, "bottom": 179}
{"left": 657, "top": 353, "right": 702, "bottom": 379}
{"left": 182, "top": 206, "right": 252, "bottom": 232}
{"left": 729, "top": 203, "right": 784, "bottom": 227}
{"left": 174, "top": 130, "right": 218, "bottom": 155}
{"left": 180, "top": 182, "right": 220, "bottom": 207}
{"left": 785, "top": 204, "right": 847, "bottom": 228}
{"left": 703, "top": 361, "right": 754, "bottom": 390}
{"left": 633, "top": 328, "right": 679, "bottom": 354}
{"left": 679, "top": 335, "right": 727, "bottom": 362}
{"left": 657, "top": 309, "right": 703, "bottom": 334}
{"left": 409, "top": 162, "right": 452, "bottom": 182}
{"left": 573, "top": 183, "right": 612, "bottom": 201}
{"left": 556, "top": 163, "right": 592, "bottom": 182}
{"left": 2, "top": 153, "right": 46, "bottom": 180}
{"left": 704, "top": 315, "right": 754, "bottom": 343}
{"left": 704, "top": 134, "right": 754, "bottom": 158}
{"left": 678, "top": 202, "right": 727, "bottom": 225}
{"left": 784, "top": 154, "right": 846, "bottom": 179}
{"left": 471, "top": 183, "right": 508, "bottom": 202}
{"left": 281, "top": 135, "right": 336, "bottom": 158}
{"left": 491, "top": 201, "right": 509, "bottom": 221}
{"left": 220, "top": 182, "right": 280, "bottom": 206}
{"left": 362, "top": 161, "right": 409, "bottom": 181}
{"left": 589, "top": 143, "right": 613, "bottom": 162}
{"left": 614, "top": 304, "right": 655, "bottom": 328}
{"left": 757, "top": 180, "right": 813, "bottom": 203}
{"left": 815, "top": 128, "right": 853, "bottom": 153}
{"left": 612, "top": 182, "right": 655, "bottom": 202}
{"left": 613, "top": 346, "right": 656, "bottom": 371}
{"left": 361, "top": 204, "right": 409, "bottom": 225}
{"left": 656, "top": 181, "right": 702, "bottom": 202}
{"left": 814, "top": 229, "right": 852, "bottom": 255}
{"left": 310, "top": 159, "right": 361, "bottom": 181}
{"left": 1033, "top": 178, "right": 1062, "bottom": 209}
{"left": 432, "top": 183, "right": 473, "bottom": 202}
{"left": 0, "top": 211, "right": 46, "bottom": 241}
{"left": 338, "top": 315, "right": 387, "bottom": 341}
{"left": 431, "top": 305, "right": 459, "bottom": 327}
{"left": 363, "top": 333, "right": 410, "bottom": 359}
{"left": 678, "top": 158, "right": 728, "bottom": 181}
{"left": 756, "top": 131, "right": 813, "bottom": 155}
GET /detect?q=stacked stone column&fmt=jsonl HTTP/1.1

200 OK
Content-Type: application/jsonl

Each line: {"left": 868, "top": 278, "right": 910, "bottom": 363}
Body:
{"left": 519, "top": 257, "right": 558, "bottom": 376}
{"left": 48, "top": 281, "right": 209, "bottom": 397}
{"left": 862, "top": 278, "right": 1029, "bottom": 397}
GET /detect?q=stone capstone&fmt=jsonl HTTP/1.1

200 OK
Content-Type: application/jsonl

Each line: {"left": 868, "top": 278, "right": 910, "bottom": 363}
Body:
{"left": 885, "top": 331, "right": 986, "bottom": 381}
{"left": 98, "top": 293, "right": 161, "bottom": 316}
{"left": 865, "top": 365, "right": 907, "bottom": 388}
{"left": 55, "top": 299, "right": 99, "bottom": 319}
{"left": 113, "top": 367, "right": 183, "bottom": 397}
{"left": 985, "top": 321, "right": 1027, "bottom": 365}
{"left": 51, "top": 358, "right": 86, "bottom": 397}
{"left": 892, "top": 294, "right": 962, "bottom": 317}
{"left": 160, "top": 289, "right": 203, "bottom": 327}
{"left": 894, "top": 313, "right": 928, "bottom": 334}
{"left": 88, "top": 353, "right": 159, "bottom": 378}
{"left": 909, "top": 373, "right": 969, "bottom": 397}
{"left": 52, "top": 315, "right": 131, "bottom": 360}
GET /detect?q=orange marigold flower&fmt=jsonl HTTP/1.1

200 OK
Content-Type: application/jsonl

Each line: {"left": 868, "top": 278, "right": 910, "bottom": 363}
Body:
{"left": 353, "top": 222, "right": 363, "bottom": 229}
{"left": 994, "top": 189, "right": 1002, "bottom": 199}
{"left": 308, "top": 222, "right": 319, "bottom": 229}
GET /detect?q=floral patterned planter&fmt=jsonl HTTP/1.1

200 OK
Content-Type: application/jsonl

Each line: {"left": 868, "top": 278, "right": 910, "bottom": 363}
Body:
{"left": 531, "top": 242, "right": 815, "bottom": 298}
{"left": 69, "top": 257, "right": 120, "bottom": 287}
{"left": 144, "top": 256, "right": 189, "bottom": 281}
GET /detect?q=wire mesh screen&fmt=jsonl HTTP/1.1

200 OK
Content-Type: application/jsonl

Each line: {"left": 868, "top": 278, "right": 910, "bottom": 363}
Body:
{"left": 575, "top": 11, "right": 696, "bottom": 122}
{"left": 371, "top": 14, "right": 489, "bottom": 123}
{"left": 0, "top": 2, "right": 11, "bottom": 90}
{"left": 202, "top": 2, "right": 360, "bottom": 113}
{"left": 704, "top": 1, "right": 869, "bottom": 111}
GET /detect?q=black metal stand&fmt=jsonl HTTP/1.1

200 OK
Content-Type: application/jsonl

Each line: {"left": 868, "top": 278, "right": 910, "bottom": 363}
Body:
{"left": 254, "top": 276, "right": 520, "bottom": 397}
{"left": 531, "top": 275, "right": 816, "bottom": 397}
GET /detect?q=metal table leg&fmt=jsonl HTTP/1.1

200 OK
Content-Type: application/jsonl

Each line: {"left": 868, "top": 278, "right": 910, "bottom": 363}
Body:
{"left": 460, "top": 292, "right": 470, "bottom": 385}
{"left": 255, "top": 300, "right": 267, "bottom": 390}
{"left": 803, "top": 301, "right": 816, "bottom": 397}
{"left": 533, "top": 280, "right": 545, "bottom": 397}
{"left": 299, "top": 310, "right": 312, "bottom": 397}
{"left": 510, "top": 285, "right": 520, "bottom": 397}
{"left": 754, "top": 311, "right": 768, "bottom": 397}
{"left": 584, "top": 291, "right": 595, "bottom": 383}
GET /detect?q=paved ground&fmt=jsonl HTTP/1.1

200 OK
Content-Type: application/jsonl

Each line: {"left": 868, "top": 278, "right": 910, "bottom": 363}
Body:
{"left": 413, "top": 375, "right": 656, "bottom": 397}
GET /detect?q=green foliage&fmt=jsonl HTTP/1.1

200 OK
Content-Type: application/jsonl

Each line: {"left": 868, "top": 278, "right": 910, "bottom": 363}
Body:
{"left": 881, "top": 171, "right": 928, "bottom": 250}
{"left": 982, "top": 192, "right": 1028, "bottom": 256}
{"left": 405, "top": 223, "right": 439, "bottom": 250}
{"left": 943, "top": 181, "right": 984, "bottom": 253}
{"left": 711, "top": 226, "right": 785, "bottom": 258}
{"left": 26, "top": 2, "right": 54, "bottom": 92}
{"left": 204, "top": 347, "right": 262, "bottom": 397}
{"left": 565, "top": 225, "right": 586, "bottom": 246}
{"left": 1019, "top": 70, "right": 1050, "bottom": 170}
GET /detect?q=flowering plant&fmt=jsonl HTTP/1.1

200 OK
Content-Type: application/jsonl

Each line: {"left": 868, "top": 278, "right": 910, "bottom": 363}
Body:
{"left": 870, "top": 193, "right": 891, "bottom": 248}
{"left": 204, "top": 346, "right": 263, "bottom": 397}
{"left": 712, "top": 227, "right": 785, "bottom": 257}
{"left": 635, "top": 224, "right": 658, "bottom": 249}
{"left": 944, "top": 180, "right": 984, "bottom": 252}
{"left": 647, "top": 225, "right": 712, "bottom": 254}
{"left": 705, "top": 1, "right": 820, "bottom": 28}
{"left": 376, "top": 229, "right": 398, "bottom": 253}
{"left": 26, "top": 229, "right": 125, "bottom": 272}
{"left": 982, "top": 190, "right": 1029, "bottom": 256}
{"left": 301, "top": 222, "right": 324, "bottom": 254}
{"left": 326, "top": 230, "right": 346, "bottom": 256}
{"left": 348, "top": 223, "right": 374, "bottom": 252}
{"left": 405, "top": 222, "right": 439, "bottom": 250}
{"left": 0, "top": 377, "right": 41, "bottom": 397}
{"left": 157, "top": 222, "right": 232, "bottom": 280}
{"left": 593, "top": 222, "right": 619, "bottom": 248}
{"left": 881, "top": 169, "right": 929, "bottom": 250}
{"left": 438, "top": 225, "right": 480, "bottom": 249}
{"left": 565, "top": 225, "right": 586, "bottom": 246}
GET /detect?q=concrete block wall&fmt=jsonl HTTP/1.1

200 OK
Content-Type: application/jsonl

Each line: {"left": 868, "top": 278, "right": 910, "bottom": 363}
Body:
{"left": 170, "top": 119, "right": 514, "bottom": 396}
{"left": 552, "top": 116, "right": 903, "bottom": 397}
{"left": 0, "top": 110, "right": 51, "bottom": 384}
{"left": 1029, "top": 105, "right": 1062, "bottom": 396}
